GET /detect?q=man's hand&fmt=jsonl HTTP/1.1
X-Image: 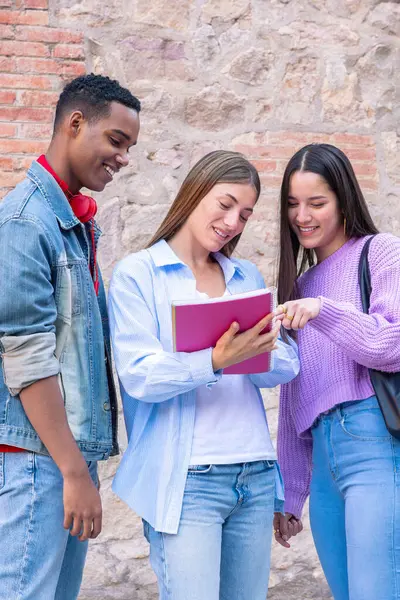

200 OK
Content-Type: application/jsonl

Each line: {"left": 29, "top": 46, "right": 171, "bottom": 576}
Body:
{"left": 273, "top": 512, "right": 303, "bottom": 548}
{"left": 63, "top": 471, "right": 102, "bottom": 542}
{"left": 20, "top": 376, "right": 103, "bottom": 542}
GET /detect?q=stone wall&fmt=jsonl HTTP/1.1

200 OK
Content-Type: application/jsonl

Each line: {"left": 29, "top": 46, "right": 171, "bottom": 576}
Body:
{"left": 1, "top": 0, "right": 399, "bottom": 598}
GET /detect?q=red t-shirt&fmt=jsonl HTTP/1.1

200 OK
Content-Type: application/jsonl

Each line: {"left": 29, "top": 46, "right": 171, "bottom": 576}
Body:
{"left": 0, "top": 445, "right": 25, "bottom": 452}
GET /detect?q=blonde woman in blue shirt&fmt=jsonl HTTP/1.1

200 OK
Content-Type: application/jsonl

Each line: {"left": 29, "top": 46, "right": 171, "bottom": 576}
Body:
{"left": 108, "top": 151, "right": 300, "bottom": 600}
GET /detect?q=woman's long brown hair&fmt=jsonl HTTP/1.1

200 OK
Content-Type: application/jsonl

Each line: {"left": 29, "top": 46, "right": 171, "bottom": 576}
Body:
{"left": 277, "top": 143, "right": 379, "bottom": 305}
{"left": 147, "top": 150, "right": 261, "bottom": 258}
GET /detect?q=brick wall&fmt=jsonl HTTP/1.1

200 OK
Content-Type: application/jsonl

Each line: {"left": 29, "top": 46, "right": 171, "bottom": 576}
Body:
{"left": 232, "top": 131, "right": 378, "bottom": 195}
{"left": 0, "top": 0, "right": 85, "bottom": 198}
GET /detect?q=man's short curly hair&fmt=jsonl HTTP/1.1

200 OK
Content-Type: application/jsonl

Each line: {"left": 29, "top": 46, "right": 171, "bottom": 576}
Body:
{"left": 54, "top": 73, "right": 141, "bottom": 131}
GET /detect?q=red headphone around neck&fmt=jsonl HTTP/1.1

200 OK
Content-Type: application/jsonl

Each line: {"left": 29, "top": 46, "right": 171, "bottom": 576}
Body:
{"left": 37, "top": 154, "right": 97, "bottom": 223}
{"left": 37, "top": 154, "right": 99, "bottom": 294}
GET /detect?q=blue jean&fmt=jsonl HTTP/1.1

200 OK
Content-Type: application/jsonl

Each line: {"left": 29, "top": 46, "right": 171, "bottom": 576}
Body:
{"left": 144, "top": 461, "right": 277, "bottom": 600}
{"left": 310, "top": 396, "right": 400, "bottom": 600}
{"left": 0, "top": 451, "right": 98, "bottom": 600}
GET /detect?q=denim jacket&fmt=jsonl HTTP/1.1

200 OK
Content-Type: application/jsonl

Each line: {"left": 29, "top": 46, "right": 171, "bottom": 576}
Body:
{"left": 0, "top": 161, "right": 118, "bottom": 460}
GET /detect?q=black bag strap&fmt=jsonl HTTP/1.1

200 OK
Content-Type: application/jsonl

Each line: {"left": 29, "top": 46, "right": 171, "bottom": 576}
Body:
{"left": 358, "top": 236, "right": 375, "bottom": 314}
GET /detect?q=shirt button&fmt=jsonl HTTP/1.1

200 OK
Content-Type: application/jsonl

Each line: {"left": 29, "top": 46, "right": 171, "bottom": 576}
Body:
{"left": 103, "top": 402, "right": 110, "bottom": 411}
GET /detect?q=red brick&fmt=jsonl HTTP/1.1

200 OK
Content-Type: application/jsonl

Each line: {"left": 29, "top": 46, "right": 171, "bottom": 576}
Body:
{"left": 0, "top": 10, "right": 48, "bottom": 25}
{"left": 53, "top": 44, "right": 85, "bottom": 59}
{"left": 17, "top": 0, "right": 48, "bottom": 8}
{"left": 0, "top": 90, "right": 16, "bottom": 104}
{"left": 0, "top": 123, "right": 17, "bottom": 137}
{"left": 0, "top": 106, "right": 52, "bottom": 122}
{"left": 358, "top": 178, "right": 378, "bottom": 191}
{"left": 0, "top": 73, "right": 54, "bottom": 89}
{"left": 0, "top": 24, "right": 13, "bottom": 37}
{"left": 0, "top": 171, "right": 26, "bottom": 187}
{"left": 18, "top": 122, "right": 53, "bottom": 139}
{"left": 60, "top": 60, "right": 86, "bottom": 77}
{"left": 0, "top": 157, "right": 13, "bottom": 170}
{"left": 0, "top": 0, "right": 12, "bottom": 7}
{"left": 352, "top": 163, "right": 377, "bottom": 176}
{"left": 0, "top": 40, "right": 50, "bottom": 57}
{"left": 343, "top": 148, "right": 376, "bottom": 161}
{"left": 16, "top": 56, "right": 60, "bottom": 74}
{"left": 0, "top": 138, "right": 48, "bottom": 154}
{"left": 332, "top": 133, "right": 374, "bottom": 147}
{"left": 15, "top": 57, "right": 85, "bottom": 76}
{"left": 267, "top": 131, "right": 311, "bottom": 145}
{"left": 16, "top": 26, "right": 83, "bottom": 44}
{"left": 19, "top": 90, "right": 59, "bottom": 107}
{"left": 15, "top": 155, "right": 37, "bottom": 170}
{"left": 250, "top": 159, "right": 277, "bottom": 173}
{"left": 260, "top": 174, "right": 284, "bottom": 188}
{"left": 0, "top": 56, "right": 16, "bottom": 72}
{"left": 234, "top": 145, "right": 295, "bottom": 159}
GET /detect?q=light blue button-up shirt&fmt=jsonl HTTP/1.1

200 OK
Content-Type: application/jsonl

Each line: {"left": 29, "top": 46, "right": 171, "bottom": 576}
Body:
{"left": 108, "top": 239, "right": 299, "bottom": 533}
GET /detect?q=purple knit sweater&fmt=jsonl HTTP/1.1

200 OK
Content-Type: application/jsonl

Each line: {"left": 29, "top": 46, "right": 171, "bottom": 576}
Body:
{"left": 278, "top": 233, "right": 400, "bottom": 518}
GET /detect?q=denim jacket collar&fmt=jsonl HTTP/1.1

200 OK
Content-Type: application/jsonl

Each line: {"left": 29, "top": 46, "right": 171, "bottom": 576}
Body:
{"left": 27, "top": 160, "right": 81, "bottom": 230}
{"left": 147, "top": 239, "right": 245, "bottom": 285}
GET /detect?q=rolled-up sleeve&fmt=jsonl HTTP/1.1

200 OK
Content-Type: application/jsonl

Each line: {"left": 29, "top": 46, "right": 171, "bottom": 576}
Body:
{"left": 0, "top": 217, "right": 59, "bottom": 395}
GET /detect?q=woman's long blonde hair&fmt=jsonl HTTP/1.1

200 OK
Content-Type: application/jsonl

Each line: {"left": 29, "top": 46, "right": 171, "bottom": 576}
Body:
{"left": 146, "top": 150, "right": 261, "bottom": 257}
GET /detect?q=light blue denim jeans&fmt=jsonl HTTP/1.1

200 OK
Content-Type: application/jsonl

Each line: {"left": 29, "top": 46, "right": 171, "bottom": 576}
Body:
{"left": 0, "top": 451, "right": 98, "bottom": 600}
{"left": 310, "top": 396, "right": 400, "bottom": 600}
{"left": 144, "top": 460, "right": 277, "bottom": 600}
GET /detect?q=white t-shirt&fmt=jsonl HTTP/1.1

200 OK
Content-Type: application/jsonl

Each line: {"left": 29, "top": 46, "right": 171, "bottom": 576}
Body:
{"left": 189, "top": 290, "right": 276, "bottom": 465}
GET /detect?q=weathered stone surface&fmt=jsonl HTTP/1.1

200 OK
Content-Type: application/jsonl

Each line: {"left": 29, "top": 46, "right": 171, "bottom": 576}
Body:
{"left": 192, "top": 25, "right": 219, "bottom": 69}
{"left": 366, "top": 2, "right": 400, "bottom": 36}
{"left": 201, "top": 0, "right": 250, "bottom": 24}
{"left": 277, "top": 21, "right": 360, "bottom": 50}
{"left": 97, "top": 197, "right": 123, "bottom": 282}
{"left": 119, "top": 36, "right": 194, "bottom": 83}
{"left": 381, "top": 131, "right": 400, "bottom": 186}
{"left": 275, "top": 56, "right": 320, "bottom": 125}
{"left": 145, "top": 146, "right": 184, "bottom": 170}
{"left": 321, "top": 56, "right": 373, "bottom": 126}
{"left": 135, "top": 0, "right": 191, "bottom": 31}
{"left": 223, "top": 47, "right": 274, "bottom": 85}
{"left": 53, "top": 0, "right": 124, "bottom": 27}
{"left": 356, "top": 44, "right": 397, "bottom": 121}
{"left": 120, "top": 203, "right": 168, "bottom": 254}
{"left": 184, "top": 85, "right": 245, "bottom": 131}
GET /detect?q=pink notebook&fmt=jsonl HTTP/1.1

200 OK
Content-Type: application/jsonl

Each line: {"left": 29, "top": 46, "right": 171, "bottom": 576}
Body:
{"left": 172, "top": 288, "right": 276, "bottom": 375}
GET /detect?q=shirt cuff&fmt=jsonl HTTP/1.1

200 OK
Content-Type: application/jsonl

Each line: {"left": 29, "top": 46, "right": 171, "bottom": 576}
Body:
{"left": 0, "top": 332, "right": 60, "bottom": 396}
{"left": 185, "top": 347, "right": 222, "bottom": 388}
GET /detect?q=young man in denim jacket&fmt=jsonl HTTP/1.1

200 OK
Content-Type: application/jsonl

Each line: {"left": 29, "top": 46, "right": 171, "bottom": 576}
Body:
{"left": 0, "top": 74, "right": 140, "bottom": 599}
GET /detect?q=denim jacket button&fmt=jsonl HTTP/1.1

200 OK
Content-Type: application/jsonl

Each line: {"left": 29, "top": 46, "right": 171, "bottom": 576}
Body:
{"left": 103, "top": 402, "right": 111, "bottom": 411}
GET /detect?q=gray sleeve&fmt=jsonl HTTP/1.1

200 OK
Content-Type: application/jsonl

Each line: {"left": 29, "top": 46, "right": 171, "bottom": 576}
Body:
{"left": 0, "top": 332, "right": 60, "bottom": 396}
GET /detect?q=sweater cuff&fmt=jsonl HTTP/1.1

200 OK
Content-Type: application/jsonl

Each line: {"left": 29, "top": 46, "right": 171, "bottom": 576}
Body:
{"left": 283, "top": 488, "right": 309, "bottom": 519}
{"left": 310, "top": 296, "right": 345, "bottom": 335}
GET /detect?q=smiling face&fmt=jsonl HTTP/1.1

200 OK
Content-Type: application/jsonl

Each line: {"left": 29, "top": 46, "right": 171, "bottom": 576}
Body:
{"left": 288, "top": 170, "right": 347, "bottom": 262}
{"left": 184, "top": 182, "right": 257, "bottom": 253}
{"left": 66, "top": 101, "right": 140, "bottom": 193}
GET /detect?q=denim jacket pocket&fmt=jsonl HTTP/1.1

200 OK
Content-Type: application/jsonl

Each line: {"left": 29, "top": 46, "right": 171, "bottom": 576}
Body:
{"left": 55, "top": 263, "right": 83, "bottom": 322}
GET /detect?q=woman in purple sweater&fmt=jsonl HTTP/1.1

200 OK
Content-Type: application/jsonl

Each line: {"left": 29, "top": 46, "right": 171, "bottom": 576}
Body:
{"left": 273, "top": 143, "right": 400, "bottom": 600}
